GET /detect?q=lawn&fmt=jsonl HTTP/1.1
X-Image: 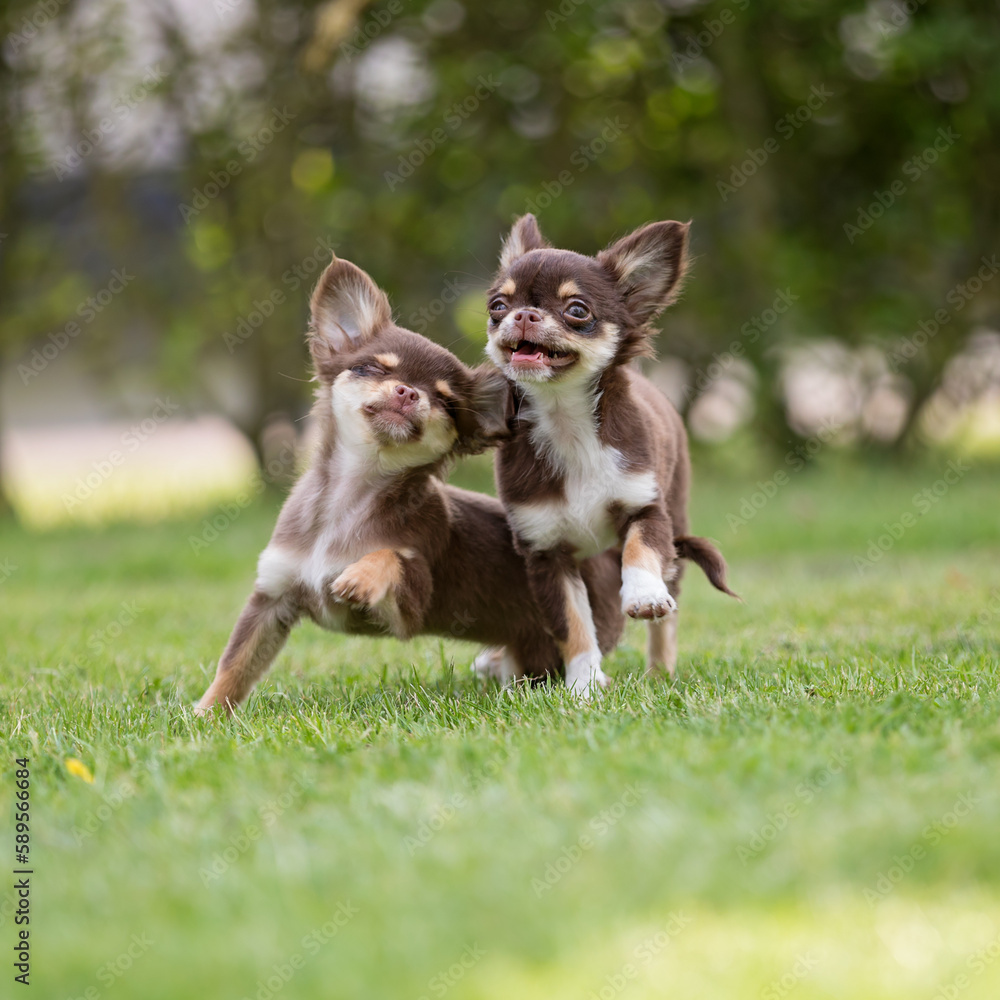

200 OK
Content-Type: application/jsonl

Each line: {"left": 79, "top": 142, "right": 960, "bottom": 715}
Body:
{"left": 3, "top": 455, "right": 1000, "bottom": 999}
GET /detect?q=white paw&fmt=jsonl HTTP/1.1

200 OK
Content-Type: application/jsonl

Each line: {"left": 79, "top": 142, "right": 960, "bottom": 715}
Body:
{"left": 471, "top": 647, "right": 500, "bottom": 678}
{"left": 565, "top": 651, "right": 610, "bottom": 700}
{"left": 471, "top": 647, "right": 519, "bottom": 686}
{"left": 620, "top": 567, "right": 676, "bottom": 620}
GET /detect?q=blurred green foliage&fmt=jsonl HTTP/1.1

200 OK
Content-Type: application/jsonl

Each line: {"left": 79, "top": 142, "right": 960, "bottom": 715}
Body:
{"left": 1, "top": 0, "right": 999, "bottom": 468}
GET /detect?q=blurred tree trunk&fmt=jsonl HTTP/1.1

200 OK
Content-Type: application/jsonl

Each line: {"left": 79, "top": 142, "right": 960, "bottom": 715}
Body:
{"left": 0, "top": 28, "right": 26, "bottom": 518}
{"left": 713, "top": 16, "right": 789, "bottom": 453}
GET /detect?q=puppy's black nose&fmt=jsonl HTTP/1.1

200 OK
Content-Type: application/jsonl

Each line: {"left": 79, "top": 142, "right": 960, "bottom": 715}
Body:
{"left": 513, "top": 309, "right": 542, "bottom": 330}
{"left": 393, "top": 383, "right": 419, "bottom": 411}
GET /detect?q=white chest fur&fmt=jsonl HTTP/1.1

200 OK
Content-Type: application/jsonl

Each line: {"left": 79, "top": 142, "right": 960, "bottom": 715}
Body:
{"left": 508, "top": 384, "right": 657, "bottom": 558}
{"left": 256, "top": 515, "right": 364, "bottom": 605}
{"left": 254, "top": 464, "right": 385, "bottom": 607}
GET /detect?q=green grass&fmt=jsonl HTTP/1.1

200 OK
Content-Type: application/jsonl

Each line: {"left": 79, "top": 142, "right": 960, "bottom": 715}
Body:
{"left": 3, "top": 456, "right": 1000, "bottom": 999}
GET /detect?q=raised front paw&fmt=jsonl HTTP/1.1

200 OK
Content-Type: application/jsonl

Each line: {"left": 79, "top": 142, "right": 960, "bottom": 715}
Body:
{"left": 620, "top": 568, "right": 677, "bottom": 620}
{"left": 331, "top": 550, "right": 400, "bottom": 608}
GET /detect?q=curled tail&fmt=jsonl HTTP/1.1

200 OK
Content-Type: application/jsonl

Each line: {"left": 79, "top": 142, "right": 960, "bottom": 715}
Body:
{"left": 675, "top": 535, "right": 740, "bottom": 600}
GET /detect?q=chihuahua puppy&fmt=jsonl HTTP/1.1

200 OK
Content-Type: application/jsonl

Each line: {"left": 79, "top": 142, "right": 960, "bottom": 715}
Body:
{"left": 484, "top": 215, "right": 736, "bottom": 696}
{"left": 196, "top": 254, "right": 624, "bottom": 714}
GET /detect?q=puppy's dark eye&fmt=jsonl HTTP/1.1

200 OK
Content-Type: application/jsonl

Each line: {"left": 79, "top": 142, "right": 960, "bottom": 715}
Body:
{"left": 350, "top": 363, "right": 385, "bottom": 377}
{"left": 564, "top": 301, "right": 592, "bottom": 323}
{"left": 488, "top": 300, "right": 508, "bottom": 323}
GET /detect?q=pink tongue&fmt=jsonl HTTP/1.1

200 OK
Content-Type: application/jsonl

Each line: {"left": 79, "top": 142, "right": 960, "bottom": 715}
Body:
{"left": 513, "top": 347, "right": 544, "bottom": 362}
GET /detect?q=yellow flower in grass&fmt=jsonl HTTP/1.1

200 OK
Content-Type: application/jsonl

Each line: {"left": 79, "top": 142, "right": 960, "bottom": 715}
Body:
{"left": 66, "top": 758, "right": 94, "bottom": 783}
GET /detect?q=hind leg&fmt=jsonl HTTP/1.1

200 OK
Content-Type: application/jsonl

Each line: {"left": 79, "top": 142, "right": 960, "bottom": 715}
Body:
{"left": 647, "top": 615, "right": 678, "bottom": 677}
{"left": 471, "top": 646, "right": 524, "bottom": 686}
{"left": 646, "top": 562, "right": 684, "bottom": 678}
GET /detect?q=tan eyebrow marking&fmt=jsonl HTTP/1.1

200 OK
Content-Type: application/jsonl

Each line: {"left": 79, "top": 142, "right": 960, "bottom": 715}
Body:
{"left": 558, "top": 280, "right": 581, "bottom": 298}
{"left": 435, "top": 379, "right": 456, "bottom": 398}
{"left": 374, "top": 353, "right": 399, "bottom": 368}
{"left": 498, "top": 278, "right": 516, "bottom": 296}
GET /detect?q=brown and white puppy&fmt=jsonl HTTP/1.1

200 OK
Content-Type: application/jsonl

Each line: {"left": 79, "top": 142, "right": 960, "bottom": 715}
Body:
{"left": 196, "top": 254, "right": 624, "bottom": 714}
{"left": 484, "top": 215, "right": 736, "bottom": 696}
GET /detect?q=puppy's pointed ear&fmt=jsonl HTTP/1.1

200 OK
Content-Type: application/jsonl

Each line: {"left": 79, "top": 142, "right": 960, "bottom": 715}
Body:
{"left": 597, "top": 220, "right": 690, "bottom": 324}
{"left": 308, "top": 256, "right": 392, "bottom": 363}
{"left": 453, "top": 366, "right": 513, "bottom": 456}
{"left": 499, "top": 214, "right": 549, "bottom": 270}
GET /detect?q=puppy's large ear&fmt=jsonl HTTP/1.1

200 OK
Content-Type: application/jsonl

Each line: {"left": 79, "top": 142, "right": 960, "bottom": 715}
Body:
{"left": 597, "top": 220, "right": 690, "bottom": 324}
{"left": 453, "top": 366, "right": 513, "bottom": 456}
{"left": 308, "top": 256, "right": 392, "bottom": 364}
{"left": 499, "top": 214, "right": 549, "bottom": 270}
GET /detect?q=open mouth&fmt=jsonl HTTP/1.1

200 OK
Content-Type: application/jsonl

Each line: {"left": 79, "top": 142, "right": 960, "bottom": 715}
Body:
{"left": 506, "top": 340, "right": 577, "bottom": 370}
